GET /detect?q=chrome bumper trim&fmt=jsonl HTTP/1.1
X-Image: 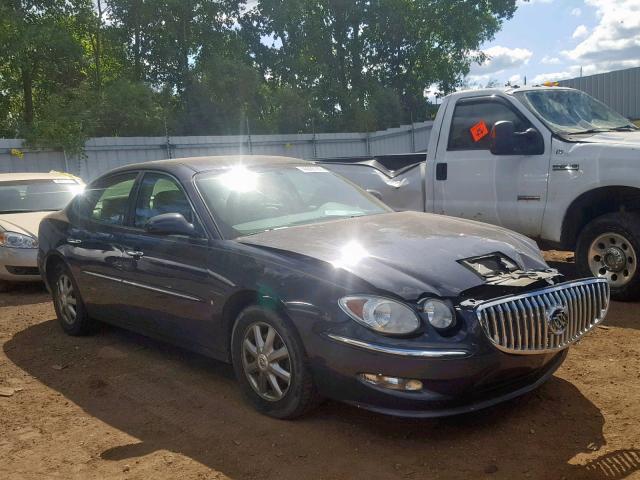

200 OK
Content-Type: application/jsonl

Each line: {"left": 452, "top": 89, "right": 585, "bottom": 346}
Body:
{"left": 327, "top": 334, "right": 470, "bottom": 358}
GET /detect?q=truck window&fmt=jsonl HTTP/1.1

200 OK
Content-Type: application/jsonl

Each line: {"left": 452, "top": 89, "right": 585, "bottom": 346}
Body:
{"left": 448, "top": 99, "right": 532, "bottom": 151}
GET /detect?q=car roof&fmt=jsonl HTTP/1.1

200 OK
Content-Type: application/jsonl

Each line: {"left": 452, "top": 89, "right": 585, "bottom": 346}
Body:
{"left": 447, "top": 85, "right": 575, "bottom": 101}
{"left": 0, "top": 172, "right": 82, "bottom": 182}
{"left": 120, "top": 155, "right": 309, "bottom": 174}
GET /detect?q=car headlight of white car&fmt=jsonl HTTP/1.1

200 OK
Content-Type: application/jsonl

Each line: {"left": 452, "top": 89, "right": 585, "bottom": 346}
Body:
{"left": 0, "top": 231, "right": 39, "bottom": 249}
{"left": 339, "top": 295, "right": 421, "bottom": 335}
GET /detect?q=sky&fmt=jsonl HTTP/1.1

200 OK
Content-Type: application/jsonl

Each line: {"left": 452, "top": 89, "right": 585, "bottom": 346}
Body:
{"left": 467, "top": 0, "right": 640, "bottom": 87}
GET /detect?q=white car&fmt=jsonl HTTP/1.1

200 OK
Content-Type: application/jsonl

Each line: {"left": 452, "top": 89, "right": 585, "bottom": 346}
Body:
{"left": 0, "top": 172, "right": 84, "bottom": 290}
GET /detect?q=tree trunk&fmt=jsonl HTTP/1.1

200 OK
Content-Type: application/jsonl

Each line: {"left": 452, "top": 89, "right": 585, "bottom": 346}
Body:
{"left": 93, "top": 0, "right": 103, "bottom": 92}
{"left": 21, "top": 66, "right": 34, "bottom": 126}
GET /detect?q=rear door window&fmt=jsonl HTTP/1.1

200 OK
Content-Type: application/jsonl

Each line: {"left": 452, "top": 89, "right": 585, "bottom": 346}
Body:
{"left": 87, "top": 174, "right": 138, "bottom": 226}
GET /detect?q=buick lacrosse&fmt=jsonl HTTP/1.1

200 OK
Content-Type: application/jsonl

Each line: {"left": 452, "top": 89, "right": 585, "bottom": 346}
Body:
{"left": 38, "top": 156, "right": 609, "bottom": 418}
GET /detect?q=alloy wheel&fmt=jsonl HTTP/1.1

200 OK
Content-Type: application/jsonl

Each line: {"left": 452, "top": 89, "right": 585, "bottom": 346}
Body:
{"left": 588, "top": 232, "right": 637, "bottom": 288}
{"left": 241, "top": 322, "right": 292, "bottom": 401}
{"left": 57, "top": 274, "right": 78, "bottom": 325}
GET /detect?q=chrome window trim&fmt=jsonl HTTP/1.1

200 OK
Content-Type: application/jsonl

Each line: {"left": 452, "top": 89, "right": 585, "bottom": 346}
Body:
{"left": 82, "top": 270, "right": 203, "bottom": 302}
{"left": 327, "top": 333, "right": 470, "bottom": 358}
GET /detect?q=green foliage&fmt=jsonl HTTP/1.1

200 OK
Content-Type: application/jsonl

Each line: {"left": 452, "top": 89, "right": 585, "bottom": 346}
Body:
{"left": 0, "top": 0, "right": 518, "bottom": 153}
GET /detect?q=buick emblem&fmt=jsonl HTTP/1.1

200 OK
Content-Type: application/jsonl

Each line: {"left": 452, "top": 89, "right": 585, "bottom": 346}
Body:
{"left": 546, "top": 305, "right": 569, "bottom": 335}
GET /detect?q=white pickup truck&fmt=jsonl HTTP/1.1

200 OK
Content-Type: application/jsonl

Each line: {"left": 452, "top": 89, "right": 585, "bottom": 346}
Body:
{"left": 321, "top": 86, "right": 640, "bottom": 300}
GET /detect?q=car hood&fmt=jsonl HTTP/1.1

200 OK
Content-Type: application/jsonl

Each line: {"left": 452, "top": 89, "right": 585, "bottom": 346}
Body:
{"left": 0, "top": 211, "right": 51, "bottom": 237}
{"left": 577, "top": 130, "right": 640, "bottom": 147}
{"left": 238, "top": 211, "right": 548, "bottom": 299}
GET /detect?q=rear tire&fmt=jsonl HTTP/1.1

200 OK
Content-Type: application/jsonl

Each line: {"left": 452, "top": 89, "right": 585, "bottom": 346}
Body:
{"left": 576, "top": 212, "right": 640, "bottom": 301}
{"left": 50, "top": 262, "right": 95, "bottom": 335}
{"left": 231, "top": 306, "right": 320, "bottom": 419}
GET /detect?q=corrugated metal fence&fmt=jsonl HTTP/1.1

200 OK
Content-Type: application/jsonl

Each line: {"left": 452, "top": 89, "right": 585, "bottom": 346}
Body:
{"left": 0, "top": 121, "right": 432, "bottom": 181}
{"left": 559, "top": 67, "right": 640, "bottom": 120}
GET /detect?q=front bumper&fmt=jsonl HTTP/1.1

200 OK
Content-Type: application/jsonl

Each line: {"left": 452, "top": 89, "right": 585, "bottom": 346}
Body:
{"left": 310, "top": 330, "right": 565, "bottom": 417}
{"left": 288, "top": 302, "right": 571, "bottom": 418}
{"left": 321, "top": 332, "right": 565, "bottom": 417}
{"left": 0, "top": 247, "right": 40, "bottom": 282}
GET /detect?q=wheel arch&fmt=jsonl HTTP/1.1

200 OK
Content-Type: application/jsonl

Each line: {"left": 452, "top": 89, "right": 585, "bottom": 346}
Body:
{"left": 221, "top": 289, "right": 294, "bottom": 362}
{"left": 561, "top": 186, "right": 640, "bottom": 249}
{"left": 42, "top": 252, "right": 70, "bottom": 291}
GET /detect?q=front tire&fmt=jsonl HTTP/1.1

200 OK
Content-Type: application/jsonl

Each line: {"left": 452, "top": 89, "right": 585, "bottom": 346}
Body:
{"left": 231, "top": 306, "right": 320, "bottom": 419}
{"left": 50, "top": 262, "right": 94, "bottom": 335}
{"left": 576, "top": 212, "right": 640, "bottom": 301}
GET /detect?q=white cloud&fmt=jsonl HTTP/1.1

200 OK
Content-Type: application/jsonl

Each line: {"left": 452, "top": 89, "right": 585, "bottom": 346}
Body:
{"left": 541, "top": 55, "right": 561, "bottom": 65}
{"left": 531, "top": 69, "right": 577, "bottom": 85}
{"left": 571, "top": 7, "right": 582, "bottom": 16}
{"left": 563, "top": 0, "right": 640, "bottom": 75}
{"left": 572, "top": 25, "right": 589, "bottom": 39}
{"left": 470, "top": 46, "right": 533, "bottom": 76}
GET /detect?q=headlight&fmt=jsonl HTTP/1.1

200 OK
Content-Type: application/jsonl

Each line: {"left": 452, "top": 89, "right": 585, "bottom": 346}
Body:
{"left": 339, "top": 296, "right": 421, "bottom": 335}
{"left": 0, "top": 231, "right": 38, "bottom": 249}
{"left": 421, "top": 299, "right": 455, "bottom": 330}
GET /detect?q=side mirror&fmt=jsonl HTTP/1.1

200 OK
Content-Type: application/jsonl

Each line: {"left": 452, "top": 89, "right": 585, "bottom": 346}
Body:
{"left": 490, "top": 121, "right": 545, "bottom": 156}
{"left": 145, "top": 213, "right": 196, "bottom": 236}
{"left": 516, "top": 128, "right": 545, "bottom": 155}
{"left": 366, "top": 189, "right": 383, "bottom": 201}
{"left": 490, "top": 121, "right": 515, "bottom": 155}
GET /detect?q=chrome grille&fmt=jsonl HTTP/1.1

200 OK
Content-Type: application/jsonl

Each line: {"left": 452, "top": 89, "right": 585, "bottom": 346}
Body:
{"left": 474, "top": 278, "right": 609, "bottom": 354}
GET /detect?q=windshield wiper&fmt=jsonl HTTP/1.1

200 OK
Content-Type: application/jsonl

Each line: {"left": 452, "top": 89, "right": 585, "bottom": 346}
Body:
{"left": 569, "top": 128, "right": 609, "bottom": 135}
{"left": 610, "top": 125, "right": 639, "bottom": 131}
{"left": 0, "top": 209, "right": 33, "bottom": 214}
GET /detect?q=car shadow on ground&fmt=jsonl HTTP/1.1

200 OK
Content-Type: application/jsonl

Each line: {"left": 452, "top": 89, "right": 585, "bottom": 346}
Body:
{"left": 4, "top": 319, "right": 636, "bottom": 480}
{"left": 0, "top": 283, "right": 49, "bottom": 308}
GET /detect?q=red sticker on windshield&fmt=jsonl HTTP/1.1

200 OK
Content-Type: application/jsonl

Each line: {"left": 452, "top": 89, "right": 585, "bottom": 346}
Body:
{"left": 470, "top": 121, "right": 489, "bottom": 142}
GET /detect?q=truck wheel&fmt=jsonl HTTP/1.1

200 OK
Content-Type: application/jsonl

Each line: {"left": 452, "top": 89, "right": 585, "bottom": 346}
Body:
{"left": 576, "top": 212, "right": 640, "bottom": 301}
{"left": 231, "top": 306, "right": 321, "bottom": 419}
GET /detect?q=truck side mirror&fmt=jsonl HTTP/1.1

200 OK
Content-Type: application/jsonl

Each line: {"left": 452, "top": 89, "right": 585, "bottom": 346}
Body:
{"left": 490, "top": 121, "right": 515, "bottom": 155}
{"left": 517, "top": 128, "right": 545, "bottom": 155}
{"left": 490, "top": 121, "right": 545, "bottom": 156}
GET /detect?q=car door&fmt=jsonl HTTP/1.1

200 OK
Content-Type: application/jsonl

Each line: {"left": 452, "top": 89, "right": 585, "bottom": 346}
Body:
{"left": 64, "top": 172, "right": 140, "bottom": 323}
{"left": 432, "top": 96, "right": 550, "bottom": 236}
{"left": 116, "top": 171, "right": 217, "bottom": 347}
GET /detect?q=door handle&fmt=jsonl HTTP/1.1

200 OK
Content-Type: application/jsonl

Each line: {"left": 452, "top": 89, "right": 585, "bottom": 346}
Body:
{"left": 436, "top": 163, "right": 448, "bottom": 181}
{"left": 67, "top": 238, "right": 82, "bottom": 245}
{"left": 126, "top": 250, "right": 145, "bottom": 259}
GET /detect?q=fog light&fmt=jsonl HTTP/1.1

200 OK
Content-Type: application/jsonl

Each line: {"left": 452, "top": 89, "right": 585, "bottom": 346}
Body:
{"left": 360, "top": 373, "right": 423, "bottom": 391}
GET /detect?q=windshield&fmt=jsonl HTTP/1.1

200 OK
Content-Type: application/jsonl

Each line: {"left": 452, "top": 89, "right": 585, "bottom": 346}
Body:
{"left": 0, "top": 179, "right": 84, "bottom": 214}
{"left": 196, "top": 165, "right": 390, "bottom": 237}
{"left": 514, "top": 89, "right": 636, "bottom": 134}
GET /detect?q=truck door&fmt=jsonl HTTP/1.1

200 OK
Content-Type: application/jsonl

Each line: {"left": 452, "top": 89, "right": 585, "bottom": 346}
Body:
{"left": 432, "top": 95, "right": 550, "bottom": 237}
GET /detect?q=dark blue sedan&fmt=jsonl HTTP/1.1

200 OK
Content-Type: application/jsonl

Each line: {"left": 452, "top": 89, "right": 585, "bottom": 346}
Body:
{"left": 38, "top": 156, "right": 609, "bottom": 418}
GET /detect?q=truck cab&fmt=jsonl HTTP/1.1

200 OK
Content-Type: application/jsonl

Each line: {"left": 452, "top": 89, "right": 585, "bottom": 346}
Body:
{"left": 429, "top": 86, "right": 640, "bottom": 300}
{"left": 324, "top": 86, "right": 640, "bottom": 300}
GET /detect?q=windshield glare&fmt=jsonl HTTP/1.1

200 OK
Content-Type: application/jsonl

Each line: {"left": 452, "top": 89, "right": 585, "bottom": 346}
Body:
{"left": 196, "top": 165, "right": 390, "bottom": 237}
{"left": 0, "top": 179, "right": 84, "bottom": 214}
{"left": 515, "top": 90, "right": 635, "bottom": 134}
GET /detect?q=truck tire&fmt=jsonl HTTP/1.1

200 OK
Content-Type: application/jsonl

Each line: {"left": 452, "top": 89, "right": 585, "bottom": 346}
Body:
{"left": 576, "top": 212, "right": 640, "bottom": 301}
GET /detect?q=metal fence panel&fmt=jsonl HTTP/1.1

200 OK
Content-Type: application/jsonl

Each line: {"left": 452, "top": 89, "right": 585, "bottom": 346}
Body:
{"left": 559, "top": 67, "right": 640, "bottom": 119}
{"left": 0, "top": 121, "right": 432, "bottom": 181}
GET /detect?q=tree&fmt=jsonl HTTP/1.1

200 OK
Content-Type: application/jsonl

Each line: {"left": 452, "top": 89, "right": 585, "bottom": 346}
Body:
{"left": 241, "top": 0, "right": 517, "bottom": 130}
{"left": 0, "top": 0, "right": 92, "bottom": 131}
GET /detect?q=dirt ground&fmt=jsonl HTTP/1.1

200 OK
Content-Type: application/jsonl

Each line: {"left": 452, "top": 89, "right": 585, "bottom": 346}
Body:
{"left": 1, "top": 251, "right": 639, "bottom": 480}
